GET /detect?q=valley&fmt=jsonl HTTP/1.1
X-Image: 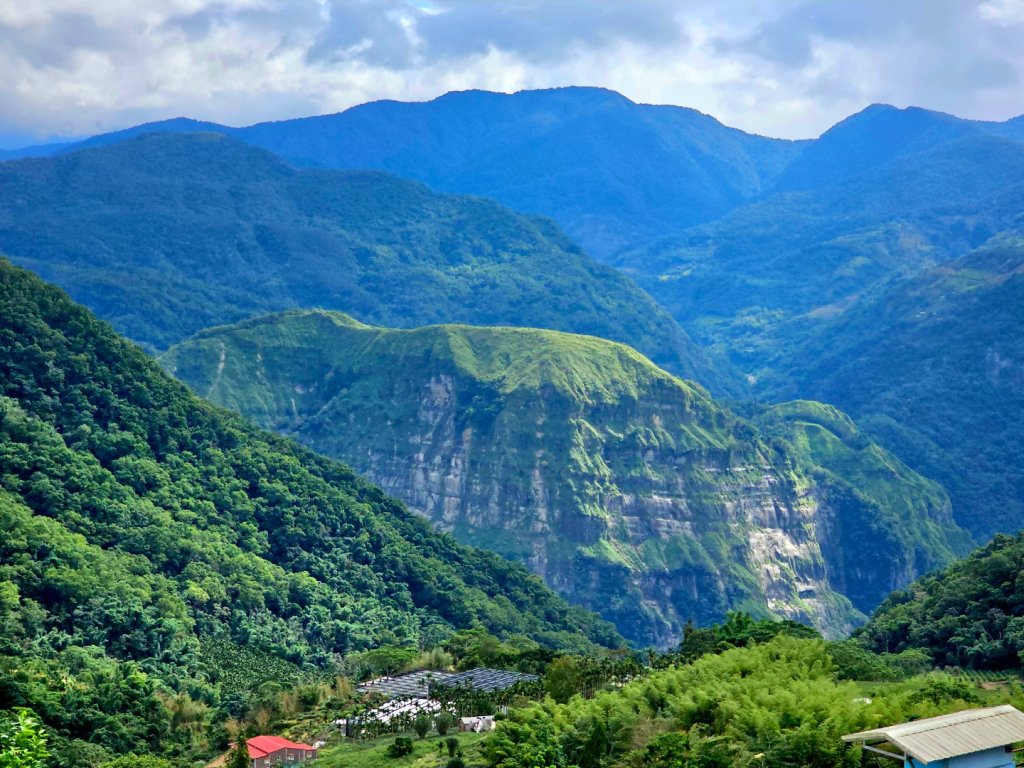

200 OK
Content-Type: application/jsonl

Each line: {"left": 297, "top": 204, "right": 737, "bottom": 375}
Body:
{"left": 2, "top": 43, "right": 1024, "bottom": 765}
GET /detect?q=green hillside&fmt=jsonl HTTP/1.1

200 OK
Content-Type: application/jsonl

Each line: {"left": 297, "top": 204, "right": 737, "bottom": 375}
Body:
{"left": 163, "top": 310, "right": 969, "bottom": 647}
{"left": 0, "top": 259, "right": 620, "bottom": 762}
{"left": 760, "top": 233, "right": 1024, "bottom": 538}
{"left": 0, "top": 131, "right": 733, "bottom": 393}
{"left": 619, "top": 130, "right": 1024, "bottom": 364}
{"left": 857, "top": 532, "right": 1024, "bottom": 671}
{"left": 480, "top": 633, "right": 1011, "bottom": 768}
{"left": 609, "top": 109, "right": 1024, "bottom": 538}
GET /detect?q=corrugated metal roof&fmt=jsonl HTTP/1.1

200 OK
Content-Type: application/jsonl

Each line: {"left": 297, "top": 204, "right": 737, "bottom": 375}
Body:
{"left": 843, "top": 705, "right": 1024, "bottom": 763}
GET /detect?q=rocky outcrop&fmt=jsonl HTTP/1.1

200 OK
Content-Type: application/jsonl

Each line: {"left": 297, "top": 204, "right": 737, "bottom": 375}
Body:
{"left": 162, "top": 310, "right": 968, "bottom": 647}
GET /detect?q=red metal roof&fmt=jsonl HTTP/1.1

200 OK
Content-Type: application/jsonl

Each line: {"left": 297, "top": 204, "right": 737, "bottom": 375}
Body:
{"left": 246, "top": 735, "right": 316, "bottom": 758}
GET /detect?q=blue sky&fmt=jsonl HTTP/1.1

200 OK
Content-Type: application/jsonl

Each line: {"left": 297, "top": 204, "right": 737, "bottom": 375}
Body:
{"left": 1, "top": 0, "right": 1022, "bottom": 146}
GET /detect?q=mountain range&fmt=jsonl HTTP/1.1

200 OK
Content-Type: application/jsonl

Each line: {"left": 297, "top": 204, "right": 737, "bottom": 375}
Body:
{"left": 0, "top": 131, "right": 730, "bottom": 392}
{"left": 4, "top": 88, "right": 1022, "bottom": 262}
{"left": 3, "top": 86, "right": 1024, "bottom": 645}
{"left": 0, "top": 87, "right": 805, "bottom": 260}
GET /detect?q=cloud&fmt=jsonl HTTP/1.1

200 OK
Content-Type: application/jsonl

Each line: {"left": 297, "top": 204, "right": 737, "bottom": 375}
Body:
{"left": 0, "top": 0, "right": 1022, "bottom": 145}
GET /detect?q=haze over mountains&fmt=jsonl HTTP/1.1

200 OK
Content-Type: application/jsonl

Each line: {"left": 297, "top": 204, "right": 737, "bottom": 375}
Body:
{"left": 619, "top": 104, "right": 1024, "bottom": 539}
{"left": 0, "top": 88, "right": 804, "bottom": 260}
{"left": 5, "top": 87, "right": 1024, "bottom": 543}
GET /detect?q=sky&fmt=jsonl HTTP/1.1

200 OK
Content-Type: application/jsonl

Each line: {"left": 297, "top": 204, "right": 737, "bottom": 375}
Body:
{"left": 1, "top": 0, "right": 1023, "bottom": 147}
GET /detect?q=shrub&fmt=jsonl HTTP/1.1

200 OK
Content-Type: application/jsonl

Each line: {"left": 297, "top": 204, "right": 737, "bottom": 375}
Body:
{"left": 386, "top": 736, "right": 414, "bottom": 758}
{"left": 0, "top": 709, "right": 49, "bottom": 768}
{"left": 435, "top": 711, "right": 455, "bottom": 736}
{"left": 413, "top": 713, "right": 431, "bottom": 739}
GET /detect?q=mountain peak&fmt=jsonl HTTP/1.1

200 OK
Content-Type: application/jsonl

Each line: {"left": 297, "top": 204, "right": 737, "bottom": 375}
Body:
{"left": 429, "top": 85, "right": 634, "bottom": 105}
{"left": 768, "top": 102, "right": 978, "bottom": 192}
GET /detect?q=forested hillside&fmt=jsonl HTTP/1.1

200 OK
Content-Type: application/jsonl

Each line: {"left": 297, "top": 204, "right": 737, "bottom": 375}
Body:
{"left": 610, "top": 107, "right": 1024, "bottom": 538}
{"left": 619, "top": 115, "right": 1024, "bottom": 360}
{"left": 0, "top": 259, "right": 619, "bottom": 763}
{"left": 759, "top": 232, "right": 1024, "bottom": 538}
{"left": 6, "top": 98, "right": 1024, "bottom": 540}
{"left": 162, "top": 309, "right": 969, "bottom": 646}
{"left": 0, "top": 132, "right": 731, "bottom": 391}
{"left": 858, "top": 532, "right": 1024, "bottom": 671}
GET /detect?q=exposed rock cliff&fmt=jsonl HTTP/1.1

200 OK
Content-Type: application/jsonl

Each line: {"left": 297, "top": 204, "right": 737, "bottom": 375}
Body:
{"left": 162, "top": 311, "right": 969, "bottom": 647}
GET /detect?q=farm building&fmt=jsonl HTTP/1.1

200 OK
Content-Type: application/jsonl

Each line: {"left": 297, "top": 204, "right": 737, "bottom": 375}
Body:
{"left": 459, "top": 715, "right": 496, "bottom": 733}
{"left": 244, "top": 735, "right": 317, "bottom": 767}
{"left": 842, "top": 705, "right": 1024, "bottom": 768}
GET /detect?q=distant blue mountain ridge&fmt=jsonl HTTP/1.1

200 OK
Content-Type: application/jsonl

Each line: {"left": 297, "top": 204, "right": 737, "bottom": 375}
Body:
{"left": 2, "top": 88, "right": 1021, "bottom": 259}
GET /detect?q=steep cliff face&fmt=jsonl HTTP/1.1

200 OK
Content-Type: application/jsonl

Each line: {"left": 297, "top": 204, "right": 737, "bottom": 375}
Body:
{"left": 162, "top": 311, "right": 969, "bottom": 647}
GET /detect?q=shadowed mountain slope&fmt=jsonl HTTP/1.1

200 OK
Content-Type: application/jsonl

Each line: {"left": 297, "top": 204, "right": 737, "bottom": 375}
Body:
{"left": 758, "top": 232, "right": 1024, "bottom": 538}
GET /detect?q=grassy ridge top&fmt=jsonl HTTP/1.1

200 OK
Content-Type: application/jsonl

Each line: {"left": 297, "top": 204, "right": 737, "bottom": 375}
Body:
{"left": 185, "top": 308, "right": 700, "bottom": 404}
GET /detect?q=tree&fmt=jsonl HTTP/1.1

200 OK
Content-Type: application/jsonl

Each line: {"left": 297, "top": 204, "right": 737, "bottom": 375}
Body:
{"left": 413, "top": 713, "right": 431, "bottom": 739}
{"left": 0, "top": 709, "right": 49, "bottom": 768}
{"left": 435, "top": 711, "right": 455, "bottom": 736}
{"left": 544, "top": 656, "right": 583, "bottom": 704}
{"left": 225, "top": 739, "right": 251, "bottom": 768}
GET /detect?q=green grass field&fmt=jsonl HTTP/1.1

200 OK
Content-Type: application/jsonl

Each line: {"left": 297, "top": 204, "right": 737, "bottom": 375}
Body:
{"left": 315, "top": 731, "right": 488, "bottom": 768}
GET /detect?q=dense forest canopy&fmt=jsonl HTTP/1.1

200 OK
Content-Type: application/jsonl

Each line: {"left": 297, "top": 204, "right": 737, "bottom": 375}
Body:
{"left": 0, "top": 258, "right": 619, "bottom": 763}
{"left": 858, "top": 531, "right": 1024, "bottom": 670}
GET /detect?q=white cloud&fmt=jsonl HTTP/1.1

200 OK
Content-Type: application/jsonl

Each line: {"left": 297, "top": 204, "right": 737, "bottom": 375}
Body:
{"left": 0, "top": 0, "right": 1022, "bottom": 145}
{"left": 979, "top": 0, "right": 1024, "bottom": 24}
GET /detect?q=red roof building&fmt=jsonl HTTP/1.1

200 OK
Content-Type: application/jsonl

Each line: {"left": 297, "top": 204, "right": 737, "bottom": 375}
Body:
{"left": 245, "top": 735, "right": 318, "bottom": 767}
